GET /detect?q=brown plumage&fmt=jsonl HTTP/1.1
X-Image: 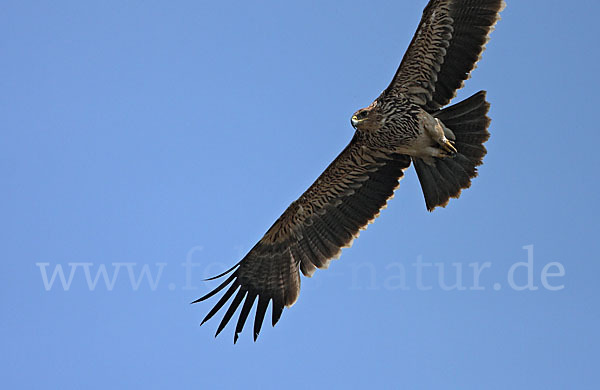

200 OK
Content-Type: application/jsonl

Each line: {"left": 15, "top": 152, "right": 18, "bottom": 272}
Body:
{"left": 193, "top": 0, "right": 505, "bottom": 342}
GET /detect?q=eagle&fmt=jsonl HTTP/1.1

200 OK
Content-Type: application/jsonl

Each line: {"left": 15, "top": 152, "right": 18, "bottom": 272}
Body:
{"left": 194, "top": 0, "right": 505, "bottom": 342}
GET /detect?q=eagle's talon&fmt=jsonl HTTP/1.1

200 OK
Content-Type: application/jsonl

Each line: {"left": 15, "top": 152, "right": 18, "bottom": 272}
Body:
{"left": 441, "top": 139, "right": 457, "bottom": 155}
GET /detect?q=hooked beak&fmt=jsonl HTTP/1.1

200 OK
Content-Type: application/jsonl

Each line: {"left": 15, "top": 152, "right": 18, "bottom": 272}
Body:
{"left": 351, "top": 115, "right": 358, "bottom": 129}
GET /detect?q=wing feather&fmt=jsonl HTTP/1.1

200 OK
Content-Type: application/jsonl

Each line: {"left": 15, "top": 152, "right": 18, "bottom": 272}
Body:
{"left": 193, "top": 134, "right": 411, "bottom": 341}
{"left": 253, "top": 295, "right": 270, "bottom": 341}
{"left": 235, "top": 290, "right": 257, "bottom": 343}
{"left": 215, "top": 288, "right": 246, "bottom": 337}
{"left": 386, "top": 0, "right": 505, "bottom": 111}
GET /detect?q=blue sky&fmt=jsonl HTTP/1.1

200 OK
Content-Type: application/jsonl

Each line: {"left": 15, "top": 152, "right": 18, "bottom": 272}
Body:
{"left": 2, "top": 0, "right": 599, "bottom": 389}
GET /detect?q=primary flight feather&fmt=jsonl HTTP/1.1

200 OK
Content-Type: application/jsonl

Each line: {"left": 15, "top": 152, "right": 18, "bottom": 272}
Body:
{"left": 193, "top": 0, "right": 505, "bottom": 342}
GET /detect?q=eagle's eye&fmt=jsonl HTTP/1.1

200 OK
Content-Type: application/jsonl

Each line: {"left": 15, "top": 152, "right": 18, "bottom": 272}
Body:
{"left": 357, "top": 111, "right": 368, "bottom": 119}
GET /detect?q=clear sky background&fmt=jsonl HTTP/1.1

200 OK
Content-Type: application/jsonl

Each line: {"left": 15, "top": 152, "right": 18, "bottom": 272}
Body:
{"left": 2, "top": 1, "right": 599, "bottom": 389}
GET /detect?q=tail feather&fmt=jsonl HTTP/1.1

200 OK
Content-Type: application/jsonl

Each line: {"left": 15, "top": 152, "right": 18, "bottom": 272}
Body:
{"left": 414, "top": 90, "right": 491, "bottom": 211}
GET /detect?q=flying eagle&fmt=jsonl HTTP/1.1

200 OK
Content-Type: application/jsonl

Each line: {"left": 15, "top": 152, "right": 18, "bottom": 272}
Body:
{"left": 194, "top": 0, "right": 505, "bottom": 342}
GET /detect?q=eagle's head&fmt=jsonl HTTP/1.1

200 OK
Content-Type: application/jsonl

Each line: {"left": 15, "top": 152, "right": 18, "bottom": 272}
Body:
{"left": 351, "top": 103, "right": 379, "bottom": 131}
{"left": 351, "top": 109, "right": 368, "bottom": 129}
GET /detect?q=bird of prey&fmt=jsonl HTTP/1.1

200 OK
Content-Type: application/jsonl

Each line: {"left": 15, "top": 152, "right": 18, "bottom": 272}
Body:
{"left": 193, "top": 0, "right": 505, "bottom": 342}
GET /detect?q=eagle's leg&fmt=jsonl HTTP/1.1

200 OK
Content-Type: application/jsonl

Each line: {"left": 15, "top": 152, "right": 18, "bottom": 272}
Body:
{"left": 424, "top": 116, "right": 456, "bottom": 155}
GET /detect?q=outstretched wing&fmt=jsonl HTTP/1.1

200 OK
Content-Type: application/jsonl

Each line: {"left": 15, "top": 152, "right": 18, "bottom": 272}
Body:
{"left": 193, "top": 135, "right": 411, "bottom": 342}
{"left": 386, "top": 0, "right": 505, "bottom": 111}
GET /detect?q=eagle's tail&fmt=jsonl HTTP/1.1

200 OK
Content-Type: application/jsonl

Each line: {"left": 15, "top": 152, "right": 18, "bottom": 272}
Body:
{"left": 413, "top": 91, "right": 491, "bottom": 211}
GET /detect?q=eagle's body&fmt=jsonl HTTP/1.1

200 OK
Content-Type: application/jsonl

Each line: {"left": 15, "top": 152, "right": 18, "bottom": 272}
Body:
{"left": 194, "top": 0, "right": 505, "bottom": 342}
{"left": 354, "top": 93, "right": 453, "bottom": 160}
